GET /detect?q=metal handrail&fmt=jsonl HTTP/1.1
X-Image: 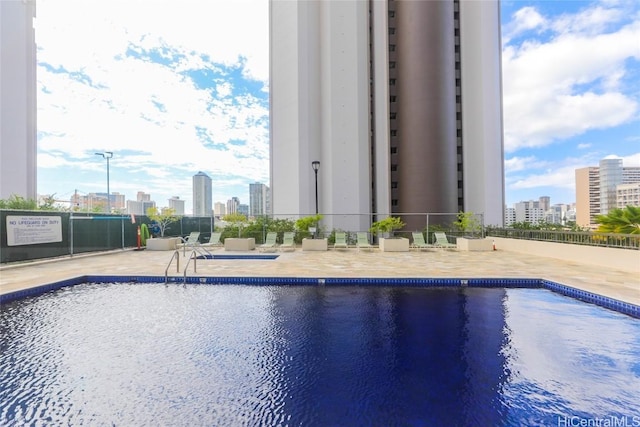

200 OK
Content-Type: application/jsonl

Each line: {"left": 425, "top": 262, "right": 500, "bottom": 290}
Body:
{"left": 182, "top": 250, "right": 198, "bottom": 284}
{"left": 164, "top": 250, "right": 180, "bottom": 284}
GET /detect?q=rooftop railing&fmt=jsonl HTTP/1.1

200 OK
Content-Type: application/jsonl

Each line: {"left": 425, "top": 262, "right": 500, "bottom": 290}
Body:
{"left": 486, "top": 228, "right": 639, "bottom": 250}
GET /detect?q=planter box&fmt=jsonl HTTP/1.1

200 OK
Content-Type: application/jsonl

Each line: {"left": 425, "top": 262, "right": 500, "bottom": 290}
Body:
{"left": 224, "top": 238, "right": 256, "bottom": 251}
{"left": 146, "top": 237, "right": 179, "bottom": 251}
{"left": 379, "top": 237, "right": 409, "bottom": 252}
{"left": 302, "top": 238, "right": 328, "bottom": 251}
{"left": 457, "top": 237, "right": 494, "bottom": 251}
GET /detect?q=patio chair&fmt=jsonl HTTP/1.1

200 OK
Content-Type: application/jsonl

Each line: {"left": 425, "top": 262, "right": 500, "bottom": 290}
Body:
{"left": 279, "top": 232, "right": 296, "bottom": 251}
{"left": 411, "top": 232, "right": 431, "bottom": 251}
{"left": 179, "top": 231, "right": 200, "bottom": 248}
{"left": 334, "top": 232, "right": 348, "bottom": 250}
{"left": 356, "top": 232, "right": 372, "bottom": 252}
{"left": 259, "top": 232, "right": 278, "bottom": 252}
{"left": 433, "top": 231, "right": 457, "bottom": 249}
{"left": 202, "top": 231, "right": 222, "bottom": 247}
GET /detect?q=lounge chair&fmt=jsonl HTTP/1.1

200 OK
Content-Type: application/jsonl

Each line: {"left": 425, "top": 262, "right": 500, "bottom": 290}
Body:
{"left": 259, "top": 232, "right": 278, "bottom": 252}
{"left": 179, "top": 231, "right": 200, "bottom": 248}
{"left": 433, "top": 231, "right": 457, "bottom": 249}
{"left": 334, "top": 232, "right": 348, "bottom": 250}
{"left": 411, "top": 232, "right": 431, "bottom": 251}
{"left": 202, "top": 232, "right": 222, "bottom": 247}
{"left": 279, "top": 231, "right": 296, "bottom": 251}
{"left": 356, "top": 232, "right": 372, "bottom": 251}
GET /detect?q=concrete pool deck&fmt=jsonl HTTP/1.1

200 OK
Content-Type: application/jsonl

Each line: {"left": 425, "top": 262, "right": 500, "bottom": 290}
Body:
{"left": 1, "top": 246, "right": 639, "bottom": 306}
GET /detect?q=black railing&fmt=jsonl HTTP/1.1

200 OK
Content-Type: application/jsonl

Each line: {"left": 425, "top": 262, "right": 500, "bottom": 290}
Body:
{"left": 487, "top": 228, "right": 639, "bottom": 250}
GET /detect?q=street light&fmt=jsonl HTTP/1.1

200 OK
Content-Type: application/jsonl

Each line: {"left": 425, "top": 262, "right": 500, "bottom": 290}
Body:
{"left": 95, "top": 151, "right": 113, "bottom": 213}
{"left": 312, "top": 160, "right": 320, "bottom": 215}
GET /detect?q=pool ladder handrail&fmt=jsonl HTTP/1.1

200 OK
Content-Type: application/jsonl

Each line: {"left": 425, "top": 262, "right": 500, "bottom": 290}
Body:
{"left": 164, "top": 250, "right": 180, "bottom": 284}
{"left": 164, "top": 249, "right": 199, "bottom": 284}
{"left": 182, "top": 250, "right": 198, "bottom": 284}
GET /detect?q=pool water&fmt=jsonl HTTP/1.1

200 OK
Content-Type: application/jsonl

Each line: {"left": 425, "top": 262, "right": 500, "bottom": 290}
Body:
{"left": 1, "top": 284, "right": 638, "bottom": 426}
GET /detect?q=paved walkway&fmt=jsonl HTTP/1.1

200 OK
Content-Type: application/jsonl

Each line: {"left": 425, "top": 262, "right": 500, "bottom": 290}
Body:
{"left": 1, "top": 247, "right": 638, "bottom": 306}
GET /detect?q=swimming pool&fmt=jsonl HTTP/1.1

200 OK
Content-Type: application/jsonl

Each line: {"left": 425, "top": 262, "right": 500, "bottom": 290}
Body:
{"left": 1, "top": 283, "right": 638, "bottom": 426}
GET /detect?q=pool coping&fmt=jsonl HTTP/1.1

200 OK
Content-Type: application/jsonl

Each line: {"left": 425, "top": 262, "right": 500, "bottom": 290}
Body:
{"left": 1, "top": 275, "right": 638, "bottom": 319}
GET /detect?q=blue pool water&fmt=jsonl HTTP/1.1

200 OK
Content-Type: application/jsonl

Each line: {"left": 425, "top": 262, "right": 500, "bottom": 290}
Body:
{"left": 1, "top": 284, "right": 639, "bottom": 426}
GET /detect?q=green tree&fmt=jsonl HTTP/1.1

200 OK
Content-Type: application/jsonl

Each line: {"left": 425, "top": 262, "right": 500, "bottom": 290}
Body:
{"left": 146, "top": 207, "right": 179, "bottom": 237}
{"left": 223, "top": 213, "right": 248, "bottom": 238}
{"left": 369, "top": 216, "right": 405, "bottom": 237}
{"left": 453, "top": 211, "right": 482, "bottom": 237}
{"left": 595, "top": 206, "right": 640, "bottom": 235}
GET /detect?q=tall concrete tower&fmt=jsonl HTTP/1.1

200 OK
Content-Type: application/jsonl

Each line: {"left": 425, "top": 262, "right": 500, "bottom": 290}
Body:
{"left": 0, "top": 0, "right": 37, "bottom": 200}
{"left": 270, "top": 0, "right": 505, "bottom": 230}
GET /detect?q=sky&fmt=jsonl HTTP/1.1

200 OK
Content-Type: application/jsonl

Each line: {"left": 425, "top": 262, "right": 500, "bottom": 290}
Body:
{"left": 35, "top": 0, "right": 640, "bottom": 213}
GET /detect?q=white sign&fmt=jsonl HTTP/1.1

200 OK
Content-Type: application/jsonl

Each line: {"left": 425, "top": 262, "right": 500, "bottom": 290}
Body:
{"left": 6, "top": 215, "right": 63, "bottom": 246}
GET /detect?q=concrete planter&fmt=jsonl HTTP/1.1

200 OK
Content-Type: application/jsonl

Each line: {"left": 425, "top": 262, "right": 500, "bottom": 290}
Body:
{"left": 457, "top": 237, "right": 494, "bottom": 251}
{"left": 379, "top": 237, "right": 409, "bottom": 252}
{"left": 224, "top": 238, "right": 256, "bottom": 251}
{"left": 146, "top": 237, "right": 179, "bottom": 251}
{"left": 302, "top": 238, "right": 328, "bottom": 251}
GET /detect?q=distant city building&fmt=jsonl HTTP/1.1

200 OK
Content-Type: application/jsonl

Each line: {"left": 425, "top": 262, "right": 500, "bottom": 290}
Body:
{"left": 575, "top": 167, "right": 600, "bottom": 227}
{"left": 238, "top": 204, "right": 249, "bottom": 218}
{"left": 0, "top": 0, "right": 37, "bottom": 200}
{"left": 504, "top": 207, "right": 516, "bottom": 227}
{"left": 249, "top": 182, "right": 270, "bottom": 218}
{"left": 514, "top": 200, "right": 545, "bottom": 225}
{"left": 127, "top": 199, "right": 156, "bottom": 215}
{"left": 575, "top": 157, "right": 640, "bottom": 227}
{"left": 227, "top": 197, "right": 240, "bottom": 215}
{"left": 617, "top": 183, "right": 640, "bottom": 209}
{"left": 168, "top": 196, "right": 185, "bottom": 215}
{"left": 192, "top": 172, "right": 212, "bottom": 216}
{"left": 214, "top": 202, "right": 226, "bottom": 217}
{"left": 137, "top": 191, "right": 151, "bottom": 202}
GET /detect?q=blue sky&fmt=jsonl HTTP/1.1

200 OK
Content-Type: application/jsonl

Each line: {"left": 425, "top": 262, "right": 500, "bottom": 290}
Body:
{"left": 36, "top": 0, "right": 639, "bottom": 213}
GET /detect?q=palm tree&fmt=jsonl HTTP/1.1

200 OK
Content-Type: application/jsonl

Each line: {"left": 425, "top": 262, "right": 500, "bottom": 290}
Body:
{"left": 595, "top": 206, "right": 640, "bottom": 234}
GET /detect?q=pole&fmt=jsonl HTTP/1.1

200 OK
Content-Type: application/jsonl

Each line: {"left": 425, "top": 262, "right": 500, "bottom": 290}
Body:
{"left": 106, "top": 155, "right": 111, "bottom": 214}
{"left": 314, "top": 169, "right": 318, "bottom": 215}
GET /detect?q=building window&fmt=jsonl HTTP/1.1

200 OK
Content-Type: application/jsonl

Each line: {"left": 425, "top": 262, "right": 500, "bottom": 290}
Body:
{"left": 389, "top": 10, "right": 395, "bottom": 18}
{"left": 390, "top": 129, "right": 397, "bottom": 136}
{"left": 391, "top": 199, "right": 398, "bottom": 207}
{"left": 391, "top": 147, "right": 398, "bottom": 154}
{"left": 391, "top": 181, "right": 398, "bottom": 189}
{"left": 391, "top": 164, "right": 398, "bottom": 171}
{"left": 389, "top": 61, "right": 396, "bottom": 69}
{"left": 390, "top": 96, "right": 397, "bottom": 103}
{"left": 390, "top": 112, "right": 397, "bottom": 120}
{"left": 389, "top": 44, "right": 396, "bottom": 52}
{"left": 389, "top": 27, "right": 396, "bottom": 35}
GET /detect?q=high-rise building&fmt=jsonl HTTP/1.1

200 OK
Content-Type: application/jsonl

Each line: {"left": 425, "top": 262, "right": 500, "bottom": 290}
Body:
{"left": 269, "top": 0, "right": 504, "bottom": 231}
{"left": 192, "top": 172, "right": 212, "bottom": 216}
{"left": 575, "top": 167, "right": 600, "bottom": 227}
{"left": 168, "top": 196, "right": 185, "bottom": 215}
{"left": 227, "top": 197, "right": 240, "bottom": 216}
{"left": 599, "top": 157, "right": 623, "bottom": 216}
{"left": 214, "top": 202, "right": 226, "bottom": 217}
{"left": 0, "top": 0, "right": 37, "bottom": 200}
{"left": 575, "top": 158, "right": 640, "bottom": 227}
{"left": 249, "top": 182, "right": 269, "bottom": 218}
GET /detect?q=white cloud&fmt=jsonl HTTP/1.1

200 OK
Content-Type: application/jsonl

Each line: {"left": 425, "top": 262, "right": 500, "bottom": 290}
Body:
{"left": 509, "top": 165, "right": 578, "bottom": 190}
{"left": 35, "top": 0, "right": 270, "bottom": 211}
{"left": 502, "top": 2, "right": 640, "bottom": 152}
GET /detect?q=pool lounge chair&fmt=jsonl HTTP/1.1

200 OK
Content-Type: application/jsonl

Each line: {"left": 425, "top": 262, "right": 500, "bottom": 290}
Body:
{"left": 334, "top": 232, "right": 348, "bottom": 250}
{"left": 433, "top": 231, "right": 457, "bottom": 249}
{"left": 279, "top": 232, "right": 296, "bottom": 251}
{"left": 202, "top": 232, "right": 222, "bottom": 247}
{"left": 259, "top": 232, "right": 278, "bottom": 252}
{"left": 356, "top": 232, "right": 372, "bottom": 252}
{"left": 179, "top": 231, "right": 200, "bottom": 248}
{"left": 411, "top": 232, "right": 431, "bottom": 251}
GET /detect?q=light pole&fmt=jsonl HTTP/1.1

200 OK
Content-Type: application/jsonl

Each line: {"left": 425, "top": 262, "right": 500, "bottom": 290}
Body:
{"left": 312, "top": 160, "right": 320, "bottom": 215}
{"left": 95, "top": 151, "right": 113, "bottom": 213}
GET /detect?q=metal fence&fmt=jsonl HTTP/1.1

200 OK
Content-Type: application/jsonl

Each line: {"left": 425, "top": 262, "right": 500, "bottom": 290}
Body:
{"left": 1, "top": 210, "right": 213, "bottom": 263}
{"left": 487, "top": 228, "right": 639, "bottom": 250}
